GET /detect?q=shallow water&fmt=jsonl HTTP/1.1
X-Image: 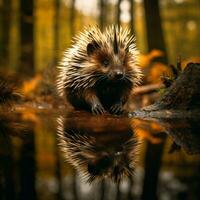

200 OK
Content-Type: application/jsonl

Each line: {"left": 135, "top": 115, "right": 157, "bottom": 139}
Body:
{"left": 0, "top": 110, "right": 200, "bottom": 200}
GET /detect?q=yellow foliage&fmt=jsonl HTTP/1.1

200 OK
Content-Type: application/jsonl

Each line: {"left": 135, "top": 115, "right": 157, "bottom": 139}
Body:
{"left": 20, "top": 74, "right": 42, "bottom": 96}
{"left": 136, "top": 129, "right": 162, "bottom": 144}
{"left": 148, "top": 62, "right": 169, "bottom": 83}
{"left": 132, "top": 119, "right": 165, "bottom": 144}
{"left": 139, "top": 49, "right": 164, "bottom": 68}
{"left": 21, "top": 110, "right": 40, "bottom": 123}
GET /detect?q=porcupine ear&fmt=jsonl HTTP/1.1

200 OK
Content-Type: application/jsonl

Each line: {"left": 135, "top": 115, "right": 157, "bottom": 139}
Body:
{"left": 87, "top": 40, "right": 100, "bottom": 56}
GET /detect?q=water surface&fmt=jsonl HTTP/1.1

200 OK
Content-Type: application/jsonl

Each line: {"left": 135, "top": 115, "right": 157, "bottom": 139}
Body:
{"left": 0, "top": 110, "right": 200, "bottom": 200}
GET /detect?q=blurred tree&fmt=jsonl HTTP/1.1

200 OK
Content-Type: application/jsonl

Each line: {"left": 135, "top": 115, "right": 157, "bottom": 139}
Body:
{"left": 19, "top": 130, "right": 37, "bottom": 200}
{"left": 70, "top": 0, "right": 76, "bottom": 37}
{"left": 144, "top": 0, "right": 168, "bottom": 64}
{"left": 142, "top": 134, "right": 166, "bottom": 200}
{"left": 19, "top": 0, "right": 34, "bottom": 76}
{"left": 130, "top": 0, "right": 134, "bottom": 35}
{"left": 0, "top": 133, "right": 16, "bottom": 199}
{"left": 0, "top": 0, "right": 11, "bottom": 66}
{"left": 116, "top": 0, "right": 122, "bottom": 27}
{"left": 99, "top": 0, "right": 105, "bottom": 30}
{"left": 54, "top": 0, "right": 60, "bottom": 64}
{"left": 54, "top": 131, "right": 63, "bottom": 199}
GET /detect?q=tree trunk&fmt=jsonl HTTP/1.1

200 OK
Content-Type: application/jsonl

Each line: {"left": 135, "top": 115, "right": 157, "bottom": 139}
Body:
{"left": 70, "top": 0, "right": 76, "bottom": 37}
{"left": 143, "top": 0, "right": 168, "bottom": 64}
{"left": 19, "top": 0, "right": 34, "bottom": 76}
{"left": 116, "top": 0, "right": 122, "bottom": 27}
{"left": 142, "top": 134, "right": 166, "bottom": 200}
{"left": 99, "top": 0, "right": 105, "bottom": 30}
{"left": 54, "top": 0, "right": 60, "bottom": 64}
{"left": 0, "top": 0, "right": 11, "bottom": 66}
{"left": 130, "top": 0, "right": 134, "bottom": 35}
{"left": 19, "top": 129, "right": 36, "bottom": 200}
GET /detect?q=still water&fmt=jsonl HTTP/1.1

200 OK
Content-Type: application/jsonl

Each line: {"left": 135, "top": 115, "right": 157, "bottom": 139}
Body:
{"left": 0, "top": 110, "right": 200, "bottom": 200}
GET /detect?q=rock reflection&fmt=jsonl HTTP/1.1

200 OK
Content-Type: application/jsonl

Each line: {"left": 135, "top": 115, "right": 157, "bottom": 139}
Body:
{"left": 131, "top": 117, "right": 200, "bottom": 200}
{"left": 131, "top": 117, "right": 200, "bottom": 155}
{"left": 158, "top": 118, "right": 200, "bottom": 155}
{"left": 57, "top": 113, "right": 140, "bottom": 183}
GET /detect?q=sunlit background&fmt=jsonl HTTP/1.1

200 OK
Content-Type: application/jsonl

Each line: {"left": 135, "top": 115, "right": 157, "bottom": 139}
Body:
{"left": 0, "top": 0, "right": 199, "bottom": 76}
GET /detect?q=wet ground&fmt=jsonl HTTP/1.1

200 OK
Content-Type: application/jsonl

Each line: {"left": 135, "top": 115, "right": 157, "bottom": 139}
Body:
{"left": 0, "top": 109, "right": 200, "bottom": 200}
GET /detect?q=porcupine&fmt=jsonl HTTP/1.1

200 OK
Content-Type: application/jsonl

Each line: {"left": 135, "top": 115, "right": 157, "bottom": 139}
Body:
{"left": 57, "top": 26, "right": 142, "bottom": 114}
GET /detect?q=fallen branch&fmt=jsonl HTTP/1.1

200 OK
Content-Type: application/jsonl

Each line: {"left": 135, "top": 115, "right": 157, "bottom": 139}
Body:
{"left": 133, "top": 83, "right": 164, "bottom": 95}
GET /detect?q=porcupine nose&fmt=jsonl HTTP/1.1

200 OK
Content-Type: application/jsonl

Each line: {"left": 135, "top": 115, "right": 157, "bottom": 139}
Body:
{"left": 114, "top": 70, "right": 123, "bottom": 79}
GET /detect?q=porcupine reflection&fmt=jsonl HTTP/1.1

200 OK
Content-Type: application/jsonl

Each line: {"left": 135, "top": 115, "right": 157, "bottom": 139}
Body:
{"left": 57, "top": 114, "right": 140, "bottom": 183}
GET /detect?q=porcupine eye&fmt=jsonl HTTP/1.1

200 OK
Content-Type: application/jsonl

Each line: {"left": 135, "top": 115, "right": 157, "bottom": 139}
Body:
{"left": 102, "top": 59, "right": 109, "bottom": 67}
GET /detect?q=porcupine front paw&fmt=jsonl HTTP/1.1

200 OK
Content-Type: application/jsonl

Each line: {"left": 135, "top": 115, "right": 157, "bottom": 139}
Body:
{"left": 91, "top": 103, "right": 105, "bottom": 115}
{"left": 109, "top": 102, "right": 124, "bottom": 115}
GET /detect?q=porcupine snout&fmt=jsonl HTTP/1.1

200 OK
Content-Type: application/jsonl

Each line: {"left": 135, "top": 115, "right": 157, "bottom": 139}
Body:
{"left": 114, "top": 69, "right": 124, "bottom": 79}
{"left": 108, "top": 68, "right": 124, "bottom": 80}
